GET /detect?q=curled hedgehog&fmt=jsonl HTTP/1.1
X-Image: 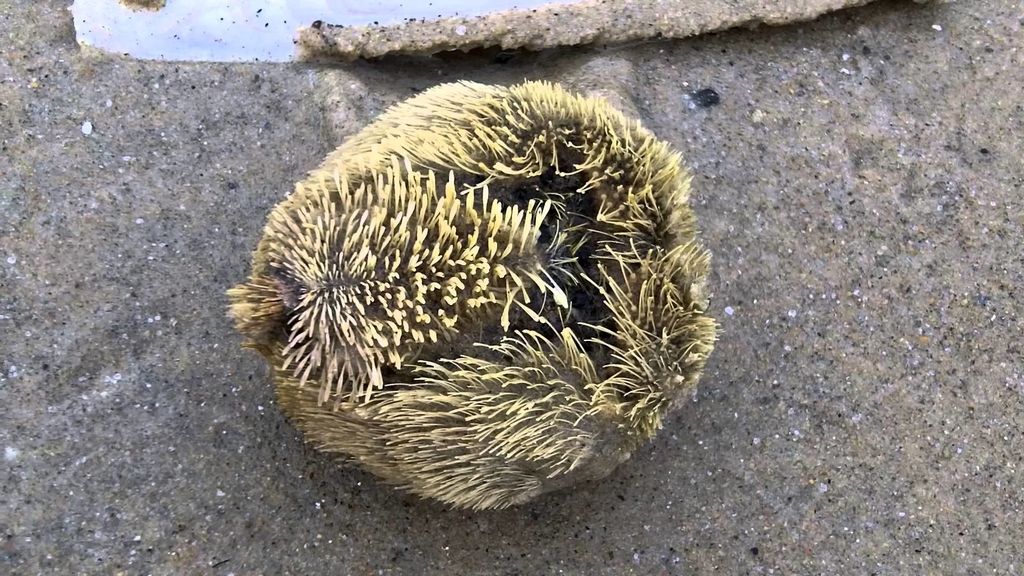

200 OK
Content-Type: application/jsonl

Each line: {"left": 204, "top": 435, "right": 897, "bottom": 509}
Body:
{"left": 227, "top": 81, "right": 717, "bottom": 510}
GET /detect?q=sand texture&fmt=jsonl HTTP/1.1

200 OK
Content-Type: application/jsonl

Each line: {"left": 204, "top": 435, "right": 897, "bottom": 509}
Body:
{"left": 2, "top": 0, "right": 1022, "bottom": 573}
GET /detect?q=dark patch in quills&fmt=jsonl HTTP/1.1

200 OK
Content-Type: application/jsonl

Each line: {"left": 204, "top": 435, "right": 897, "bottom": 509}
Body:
{"left": 271, "top": 270, "right": 303, "bottom": 310}
{"left": 493, "top": 161, "right": 617, "bottom": 353}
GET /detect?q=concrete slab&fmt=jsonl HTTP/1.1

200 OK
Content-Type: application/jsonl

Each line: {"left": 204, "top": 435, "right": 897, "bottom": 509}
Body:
{"left": 297, "top": 0, "right": 890, "bottom": 60}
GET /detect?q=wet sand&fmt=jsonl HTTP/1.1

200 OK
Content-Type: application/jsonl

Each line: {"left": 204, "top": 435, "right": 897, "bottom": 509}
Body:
{"left": 2, "top": 0, "right": 1022, "bottom": 573}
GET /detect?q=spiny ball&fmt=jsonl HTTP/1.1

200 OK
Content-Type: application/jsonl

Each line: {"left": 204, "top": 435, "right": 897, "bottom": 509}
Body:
{"left": 228, "top": 80, "right": 717, "bottom": 510}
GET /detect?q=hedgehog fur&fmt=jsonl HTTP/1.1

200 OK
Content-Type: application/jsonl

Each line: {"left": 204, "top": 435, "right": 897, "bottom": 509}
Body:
{"left": 227, "top": 80, "right": 717, "bottom": 510}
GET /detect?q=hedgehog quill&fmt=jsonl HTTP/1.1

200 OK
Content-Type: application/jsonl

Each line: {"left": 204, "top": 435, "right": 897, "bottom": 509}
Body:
{"left": 228, "top": 81, "right": 717, "bottom": 510}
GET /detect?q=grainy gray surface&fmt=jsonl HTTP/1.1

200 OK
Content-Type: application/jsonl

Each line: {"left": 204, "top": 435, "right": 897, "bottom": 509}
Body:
{"left": 2, "top": 1, "right": 1023, "bottom": 574}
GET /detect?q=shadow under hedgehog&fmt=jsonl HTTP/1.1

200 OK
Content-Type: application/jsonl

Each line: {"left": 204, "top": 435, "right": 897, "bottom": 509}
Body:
{"left": 227, "top": 80, "right": 718, "bottom": 510}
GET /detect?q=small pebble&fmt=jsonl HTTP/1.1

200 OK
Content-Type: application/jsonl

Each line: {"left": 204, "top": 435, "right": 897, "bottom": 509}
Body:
{"left": 6, "top": 255, "right": 15, "bottom": 265}
{"left": 724, "top": 306, "right": 735, "bottom": 316}
{"left": 454, "top": 25, "right": 467, "bottom": 36}
{"left": 690, "top": 87, "right": 721, "bottom": 108}
{"left": 4, "top": 446, "right": 19, "bottom": 461}
{"left": 932, "top": 24, "right": 943, "bottom": 31}
{"left": 81, "top": 120, "right": 93, "bottom": 135}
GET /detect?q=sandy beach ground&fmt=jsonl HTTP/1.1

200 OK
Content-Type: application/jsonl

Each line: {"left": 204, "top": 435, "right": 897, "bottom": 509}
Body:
{"left": 2, "top": 1, "right": 1022, "bottom": 573}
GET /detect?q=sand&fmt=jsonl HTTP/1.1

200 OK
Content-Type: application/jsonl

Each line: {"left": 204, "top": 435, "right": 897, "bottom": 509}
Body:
{"left": 2, "top": 0, "right": 1022, "bottom": 573}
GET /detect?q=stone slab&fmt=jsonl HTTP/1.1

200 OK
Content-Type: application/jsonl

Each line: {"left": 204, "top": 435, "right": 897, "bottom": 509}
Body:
{"left": 298, "top": 0, "right": 891, "bottom": 60}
